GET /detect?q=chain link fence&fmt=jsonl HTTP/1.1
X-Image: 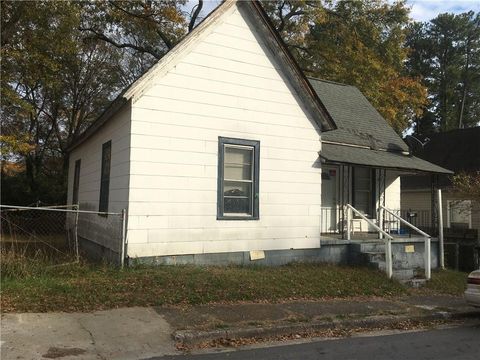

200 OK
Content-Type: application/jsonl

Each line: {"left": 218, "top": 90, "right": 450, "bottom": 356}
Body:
{"left": 1, "top": 205, "right": 126, "bottom": 265}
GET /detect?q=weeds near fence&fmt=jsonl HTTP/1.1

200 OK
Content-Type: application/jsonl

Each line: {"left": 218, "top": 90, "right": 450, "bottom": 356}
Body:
{"left": 0, "top": 247, "right": 82, "bottom": 280}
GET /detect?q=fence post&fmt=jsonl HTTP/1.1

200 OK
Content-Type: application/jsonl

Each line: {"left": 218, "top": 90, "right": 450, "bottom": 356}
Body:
{"left": 74, "top": 204, "right": 80, "bottom": 262}
{"left": 120, "top": 208, "right": 127, "bottom": 268}
{"left": 437, "top": 189, "right": 445, "bottom": 269}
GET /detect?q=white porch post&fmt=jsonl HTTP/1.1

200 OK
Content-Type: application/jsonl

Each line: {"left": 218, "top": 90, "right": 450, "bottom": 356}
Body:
{"left": 437, "top": 189, "right": 445, "bottom": 269}
{"left": 378, "top": 207, "right": 384, "bottom": 240}
{"left": 386, "top": 238, "right": 393, "bottom": 279}
{"left": 425, "top": 237, "right": 431, "bottom": 280}
{"left": 346, "top": 205, "right": 351, "bottom": 240}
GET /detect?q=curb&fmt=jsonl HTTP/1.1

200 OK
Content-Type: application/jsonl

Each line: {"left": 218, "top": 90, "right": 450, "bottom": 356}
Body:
{"left": 173, "top": 310, "right": 480, "bottom": 346}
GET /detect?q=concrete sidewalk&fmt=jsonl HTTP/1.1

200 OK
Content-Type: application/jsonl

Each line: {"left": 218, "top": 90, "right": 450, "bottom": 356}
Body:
{"left": 1, "top": 296, "right": 479, "bottom": 359}
{"left": 1, "top": 307, "right": 176, "bottom": 360}
{"left": 159, "top": 295, "right": 479, "bottom": 346}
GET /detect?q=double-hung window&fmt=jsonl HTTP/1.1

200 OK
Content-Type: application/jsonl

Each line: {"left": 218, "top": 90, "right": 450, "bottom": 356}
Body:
{"left": 217, "top": 137, "right": 260, "bottom": 220}
{"left": 447, "top": 200, "right": 472, "bottom": 229}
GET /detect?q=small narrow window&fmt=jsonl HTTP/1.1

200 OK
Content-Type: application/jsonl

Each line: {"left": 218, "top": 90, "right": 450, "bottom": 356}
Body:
{"left": 218, "top": 137, "right": 260, "bottom": 220}
{"left": 352, "top": 167, "right": 375, "bottom": 217}
{"left": 72, "top": 159, "right": 81, "bottom": 205}
{"left": 99, "top": 141, "right": 111, "bottom": 214}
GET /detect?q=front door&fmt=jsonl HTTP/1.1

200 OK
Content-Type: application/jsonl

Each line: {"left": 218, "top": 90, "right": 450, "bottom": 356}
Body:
{"left": 321, "top": 166, "right": 338, "bottom": 232}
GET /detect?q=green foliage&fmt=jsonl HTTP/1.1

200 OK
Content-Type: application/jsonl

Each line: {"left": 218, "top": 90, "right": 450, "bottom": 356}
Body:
{"left": 2, "top": 0, "right": 478, "bottom": 206}
{"left": 262, "top": 0, "right": 427, "bottom": 133}
{"left": 1, "top": 1, "right": 126, "bottom": 204}
{"left": 452, "top": 171, "right": 480, "bottom": 202}
{"left": 0, "top": 1, "right": 188, "bottom": 205}
{"left": 407, "top": 12, "right": 480, "bottom": 136}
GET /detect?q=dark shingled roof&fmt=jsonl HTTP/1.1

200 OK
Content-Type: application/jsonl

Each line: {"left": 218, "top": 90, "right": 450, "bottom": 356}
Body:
{"left": 402, "top": 127, "right": 480, "bottom": 189}
{"left": 321, "top": 143, "right": 452, "bottom": 174}
{"left": 308, "top": 78, "right": 408, "bottom": 152}
{"left": 310, "top": 77, "right": 451, "bottom": 174}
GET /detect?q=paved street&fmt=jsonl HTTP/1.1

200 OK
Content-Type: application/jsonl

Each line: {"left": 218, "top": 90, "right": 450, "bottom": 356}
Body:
{"left": 151, "top": 323, "right": 480, "bottom": 360}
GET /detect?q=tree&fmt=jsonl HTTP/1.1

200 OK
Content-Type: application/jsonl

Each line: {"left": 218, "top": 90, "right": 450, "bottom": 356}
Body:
{"left": 452, "top": 172, "right": 480, "bottom": 203}
{"left": 407, "top": 12, "right": 480, "bottom": 137}
{"left": 1, "top": 1, "right": 124, "bottom": 204}
{"left": 261, "top": 0, "right": 427, "bottom": 133}
{"left": 1, "top": 0, "right": 204, "bottom": 205}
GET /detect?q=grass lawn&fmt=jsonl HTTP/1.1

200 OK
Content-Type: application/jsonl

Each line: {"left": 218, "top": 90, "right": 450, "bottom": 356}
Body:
{"left": 423, "top": 269, "right": 468, "bottom": 296}
{"left": 0, "top": 253, "right": 468, "bottom": 313}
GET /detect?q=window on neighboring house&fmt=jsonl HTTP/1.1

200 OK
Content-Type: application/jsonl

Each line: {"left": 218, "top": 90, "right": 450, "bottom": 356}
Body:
{"left": 99, "top": 141, "right": 111, "bottom": 214}
{"left": 352, "top": 167, "right": 375, "bottom": 217}
{"left": 448, "top": 200, "right": 471, "bottom": 229}
{"left": 217, "top": 137, "right": 260, "bottom": 220}
{"left": 72, "top": 159, "right": 81, "bottom": 206}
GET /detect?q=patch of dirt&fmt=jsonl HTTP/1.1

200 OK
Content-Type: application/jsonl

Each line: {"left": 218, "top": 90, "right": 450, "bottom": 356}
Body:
{"left": 42, "top": 347, "right": 86, "bottom": 358}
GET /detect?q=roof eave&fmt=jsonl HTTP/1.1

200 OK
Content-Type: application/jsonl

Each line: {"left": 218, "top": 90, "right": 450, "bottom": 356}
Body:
{"left": 66, "top": 97, "right": 129, "bottom": 153}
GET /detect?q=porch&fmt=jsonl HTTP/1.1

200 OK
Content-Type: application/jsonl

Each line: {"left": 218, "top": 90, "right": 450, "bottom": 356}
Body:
{"left": 319, "top": 162, "right": 440, "bottom": 281}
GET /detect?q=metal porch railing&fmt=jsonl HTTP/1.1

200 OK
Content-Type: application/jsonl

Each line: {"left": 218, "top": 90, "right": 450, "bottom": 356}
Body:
{"left": 379, "top": 205, "right": 431, "bottom": 280}
{"left": 345, "top": 204, "right": 394, "bottom": 279}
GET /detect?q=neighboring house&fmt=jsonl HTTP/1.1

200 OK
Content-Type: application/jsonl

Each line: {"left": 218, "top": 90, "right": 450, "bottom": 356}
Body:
{"left": 402, "top": 127, "right": 480, "bottom": 240}
{"left": 66, "top": 0, "right": 450, "bottom": 276}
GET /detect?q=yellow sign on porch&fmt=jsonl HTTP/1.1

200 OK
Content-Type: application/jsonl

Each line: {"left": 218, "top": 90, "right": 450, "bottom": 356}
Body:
{"left": 405, "top": 245, "right": 415, "bottom": 253}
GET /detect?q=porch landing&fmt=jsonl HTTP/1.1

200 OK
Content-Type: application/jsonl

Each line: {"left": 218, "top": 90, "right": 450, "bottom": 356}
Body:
{"left": 321, "top": 234, "right": 439, "bottom": 281}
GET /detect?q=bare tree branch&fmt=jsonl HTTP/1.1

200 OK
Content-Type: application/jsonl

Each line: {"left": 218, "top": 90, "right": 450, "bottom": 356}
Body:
{"left": 188, "top": 0, "right": 203, "bottom": 32}
{"left": 107, "top": 1, "right": 175, "bottom": 50}
{"left": 79, "top": 26, "right": 162, "bottom": 59}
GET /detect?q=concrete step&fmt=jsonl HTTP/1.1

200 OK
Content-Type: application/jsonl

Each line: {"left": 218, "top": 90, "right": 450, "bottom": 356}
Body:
{"left": 400, "top": 278, "right": 427, "bottom": 288}
{"left": 350, "top": 242, "right": 385, "bottom": 253}
{"left": 391, "top": 235, "right": 431, "bottom": 242}
{"left": 350, "top": 241, "right": 423, "bottom": 281}
{"left": 363, "top": 251, "right": 386, "bottom": 263}
{"left": 372, "top": 263, "right": 416, "bottom": 281}
{"left": 392, "top": 269, "right": 415, "bottom": 281}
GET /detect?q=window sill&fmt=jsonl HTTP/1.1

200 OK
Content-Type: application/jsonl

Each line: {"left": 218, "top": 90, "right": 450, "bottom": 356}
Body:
{"left": 217, "top": 215, "right": 259, "bottom": 221}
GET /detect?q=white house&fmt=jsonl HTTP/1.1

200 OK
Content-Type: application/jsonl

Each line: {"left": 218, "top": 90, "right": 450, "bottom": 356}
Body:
{"left": 67, "top": 0, "right": 450, "bottom": 276}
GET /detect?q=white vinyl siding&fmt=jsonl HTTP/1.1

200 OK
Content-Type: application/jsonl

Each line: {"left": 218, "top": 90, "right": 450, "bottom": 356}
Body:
{"left": 67, "top": 105, "right": 131, "bottom": 249}
{"left": 127, "top": 5, "right": 322, "bottom": 257}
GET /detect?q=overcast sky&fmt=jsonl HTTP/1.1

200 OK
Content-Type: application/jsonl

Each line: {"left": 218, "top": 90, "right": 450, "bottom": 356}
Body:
{"left": 187, "top": 0, "right": 480, "bottom": 23}
{"left": 407, "top": 0, "right": 480, "bottom": 21}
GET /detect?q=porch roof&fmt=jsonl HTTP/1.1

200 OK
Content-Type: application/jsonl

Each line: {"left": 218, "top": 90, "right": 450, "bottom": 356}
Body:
{"left": 320, "top": 143, "right": 453, "bottom": 174}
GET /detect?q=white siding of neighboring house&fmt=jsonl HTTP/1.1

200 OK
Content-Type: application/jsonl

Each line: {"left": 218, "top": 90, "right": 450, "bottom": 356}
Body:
{"left": 126, "top": 5, "right": 323, "bottom": 258}
{"left": 402, "top": 188, "right": 480, "bottom": 239}
{"left": 67, "top": 105, "right": 132, "bottom": 251}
